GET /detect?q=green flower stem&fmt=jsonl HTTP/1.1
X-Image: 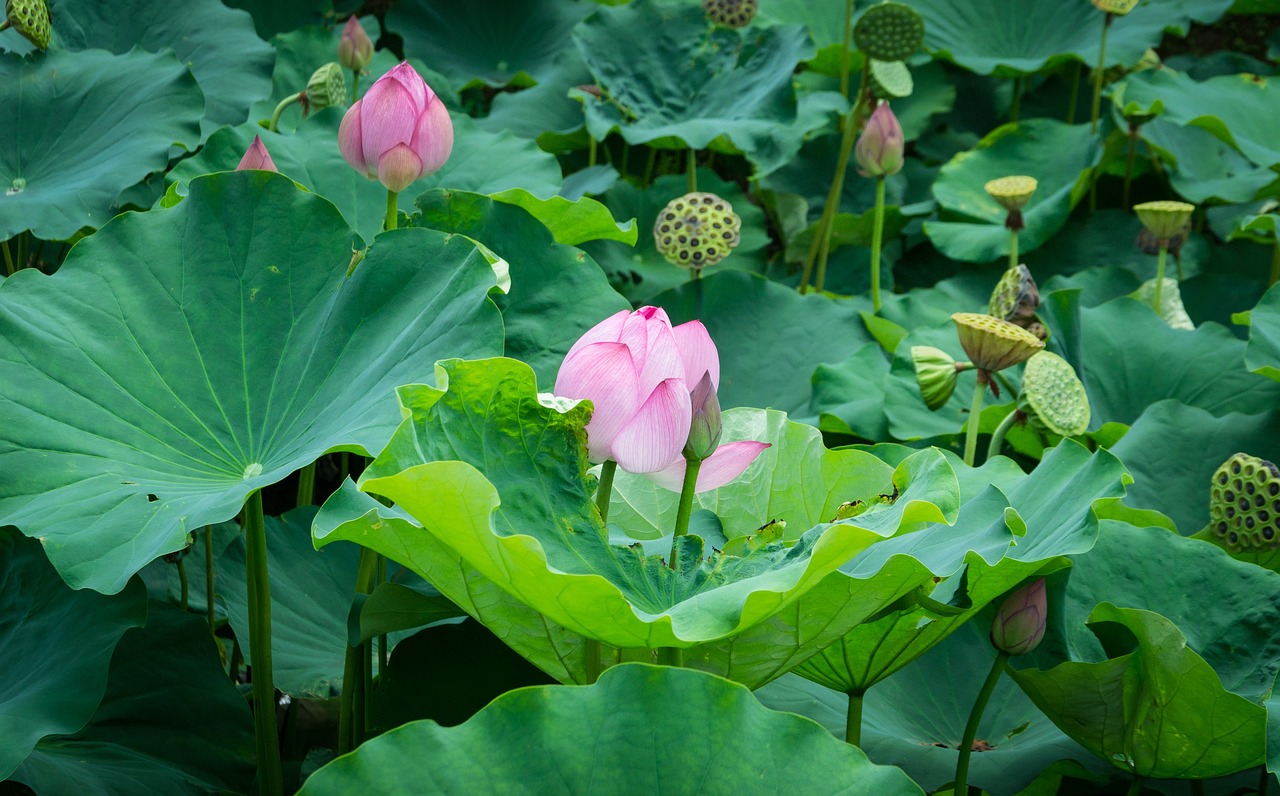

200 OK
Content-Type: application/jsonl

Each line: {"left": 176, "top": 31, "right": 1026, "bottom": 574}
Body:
{"left": 351, "top": 70, "right": 360, "bottom": 103}
{"left": 1066, "top": 61, "right": 1082, "bottom": 124}
{"left": 229, "top": 639, "right": 243, "bottom": 682}
{"left": 838, "top": 0, "right": 855, "bottom": 100}
{"left": 585, "top": 640, "right": 602, "bottom": 683}
{"left": 339, "top": 547, "right": 379, "bottom": 754}
{"left": 243, "top": 490, "right": 283, "bottom": 796}
{"left": 596, "top": 460, "right": 618, "bottom": 524}
{"left": 205, "top": 526, "right": 216, "bottom": 636}
{"left": 643, "top": 147, "right": 657, "bottom": 188}
{"left": 1008, "top": 228, "right": 1019, "bottom": 271}
{"left": 687, "top": 148, "right": 697, "bottom": 193}
{"left": 954, "top": 650, "right": 1010, "bottom": 796}
{"left": 588, "top": 135, "right": 598, "bottom": 167}
{"left": 17, "top": 233, "right": 27, "bottom": 271}
{"left": 385, "top": 189, "right": 398, "bottom": 232}
{"left": 0, "top": 20, "right": 8, "bottom": 32}
{"left": 845, "top": 690, "right": 864, "bottom": 747}
{"left": 963, "top": 374, "right": 988, "bottom": 467}
{"left": 1, "top": 240, "right": 13, "bottom": 276}
{"left": 377, "top": 554, "right": 388, "bottom": 674}
{"left": 987, "top": 408, "right": 1020, "bottom": 460}
{"left": 669, "top": 458, "right": 703, "bottom": 568}
{"left": 1127, "top": 775, "right": 1145, "bottom": 796}
{"left": 1269, "top": 239, "right": 1278, "bottom": 288}
{"left": 177, "top": 558, "right": 189, "bottom": 610}
{"left": 1153, "top": 243, "right": 1168, "bottom": 313}
{"left": 296, "top": 461, "right": 315, "bottom": 507}
{"left": 656, "top": 646, "right": 684, "bottom": 667}
{"left": 1090, "top": 14, "right": 1112, "bottom": 135}
{"left": 268, "top": 92, "right": 302, "bottom": 133}
{"left": 869, "top": 176, "right": 887, "bottom": 313}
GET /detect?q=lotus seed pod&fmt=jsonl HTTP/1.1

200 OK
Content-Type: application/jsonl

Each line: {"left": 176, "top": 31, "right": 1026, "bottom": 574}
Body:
{"left": 985, "top": 176, "right": 1037, "bottom": 213}
{"left": 951, "top": 312, "right": 1045, "bottom": 374}
{"left": 854, "top": 2, "right": 925, "bottom": 62}
{"left": 1092, "top": 0, "right": 1139, "bottom": 15}
{"left": 911, "top": 346, "right": 960, "bottom": 411}
{"left": 5, "top": 0, "right": 50, "bottom": 49}
{"left": 702, "top": 0, "right": 757, "bottom": 28}
{"left": 869, "top": 59, "right": 913, "bottom": 99}
{"left": 1134, "top": 200, "right": 1195, "bottom": 243}
{"left": 305, "top": 62, "right": 347, "bottom": 114}
{"left": 1018, "top": 352, "right": 1090, "bottom": 437}
{"left": 988, "top": 264, "right": 1041, "bottom": 327}
{"left": 653, "top": 192, "right": 742, "bottom": 270}
{"left": 1209, "top": 453, "right": 1280, "bottom": 552}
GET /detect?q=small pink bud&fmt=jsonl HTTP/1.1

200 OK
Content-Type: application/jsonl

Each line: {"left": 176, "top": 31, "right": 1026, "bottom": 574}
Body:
{"left": 991, "top": 578, "right": 1047, "bottom": 656}
{"left": 236, "top": 135, "right": 277, "bottom": 172}
{"left": 683, "top": 371, "right": 722, "bottom": 462}
{"left": 338, "top": 17, "right": 374, "bottom": 72}
{"left": 855, "top": 102, "right": 904, "bottom": 178}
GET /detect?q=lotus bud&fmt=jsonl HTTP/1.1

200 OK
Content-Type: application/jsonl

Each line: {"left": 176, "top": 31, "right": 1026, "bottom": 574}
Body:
{"left": 911, "top": 346, "right": 964, "bottom": 411}
{"left": 654, "top": 192, "right": 742, "bottom": 270}
{"left": 991, "top": 578, "right": 1046, "bottom": 656}
{"left": 339, "top": 62, "right": 454, "bottom": 193}
{"left": 683, "top": 371, "right": 723, "bottom": 462}
{"left": 988, "top": 264, "right": 1040, "bottom": 326}
{"left": 1134, "top": 200, "right": 1195, "bottom": 244}
{"left": 854, "top": 2, "right": 925, "bottom": 62}
{"left": 236, "top": 135, "right": 278, "bottom": 173}
{"left": 984, "top": 176, "right": 1037, "bottom": 232}
{"left": 304, "top": 62, "right": 347, "bottom": 115}
{"left": 1208, "top": 453, "right": 1280, "bottom": 552}
{"left": 951, "top": 313, "right": 1045, "bottom": 374}
{"left": 1092, "top": 0, "right": 1138, "bottom": 14}
{"left": 856, "top": 102, "right": 905, "bottom": 178}
{"left": 702, "top": 0, "right": 757, "bottom": 28}
{"left": 4, "top": 0, "right": 50, "bottom": 50}
{"left": 1017, "top": 352, "right": 1090, "bottom": 437}
{"left": 338, "top": 17, "right": 374, "bottom": 72}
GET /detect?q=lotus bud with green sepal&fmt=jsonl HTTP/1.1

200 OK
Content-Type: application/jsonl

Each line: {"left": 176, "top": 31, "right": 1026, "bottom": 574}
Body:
{"left": 3, "top": 0, "right": 50, "bottom": 50}
{"left": 951, "top": 313, "right": 1045, "bottom": 374}
{"left": 988, "top": 264, "right": 1040, "bottom": 327}
{"left": 990, "top": 578, "right": 1047, "bottom": 656}
{"left": 855, "top": 102, "right": 904, "bottom": 178}
{"left": 984, "top": 176, "right": 1036, "bottom": 232}
{"left": 701, "top": 0, "right": 756, "bottom": 28}
{"left": 911, "top": 346, "right": 968, "bottom": 411}
{"left": 1017, "top": 352, "right": 1090, "bottom": 437}
{"left": 304, "top": 62, "right": 347, "bottom": 115}
{"left": 683, "top": 371, "right": 723, "bottom": 463}
{"left": 1091, "top": 0, "right": 1138, "bottom": 14}
{"left": 338, "top": 17, "right": 374, "bottom": 72}
{"left": 1134, "top": 200, "right": 1195, "bottom": 243}
{"left": 854, "top": 2, "right": 925, "bottom": 62}
{"left": 653, "top": 192, "right": 742, "bottom": 271}
{"left": 1208, "top": 453, "right": 1280, "bottom": 552}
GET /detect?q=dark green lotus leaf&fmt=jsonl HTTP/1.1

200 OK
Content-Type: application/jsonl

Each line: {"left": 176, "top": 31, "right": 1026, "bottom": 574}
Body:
{"left": 1013, "top": 602, "right": 1266, "bottom": 780}
{"left": 1245, "top": 283, "right": 1280, "bottom": 382}
{"left": 1142, "top": 120, "right": 1278, "bottom": 204}
{"left": 910, "top": 0, "right": 1232, "bottom": 76}
{"left": 409, "top": 189, "right": 630, "bottom": 387}
{"left": 755, "top": 0, "right": 850, "bottom": 74}
{"left": 573, "top": 0, "right": 816, "bottom": 174}
{"left": 0, "top": 48, "right": 204, "bottom": 241}
{"left": 1025, "top": 210, "right": 1209, "bottom": 285}
{"left": 0, "top": 171, "right": 503, "bottom": 593}
{"left": 220, "top": 0, "right": 329, "bottom": 39}
{"left": 165, "top": 110, "right": 562, "bottom": 244}
{"left": 480, "top": 48, "right": 592, "bottom": 144}
{"left": 806, "top": 343, "right": 892, "bottom": 441}
{"left": 300, "top": 663, "right": 924, "bottom": 796}
{"left": 0, "top": 530, "right": 147, "bottom": 779}
{"left": 925, "top": 120, "right": 1102, "bottom": 263}
{"left": 357, "top": 581, "right": 465, "bottom": 646}
{"left": 142, "top": 521, "right": 239, "bottom": 622}
{"left": 9, "top": 605, "right": 256, "bottom": 796}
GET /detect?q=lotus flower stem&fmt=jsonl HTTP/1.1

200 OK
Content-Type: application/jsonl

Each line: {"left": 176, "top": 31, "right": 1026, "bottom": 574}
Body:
{"left": 1, "top": 240, "right": 13, "bottom": 276}
{"left": 963, "top": 374, "right": 988, "bottom": 467}
{"left": 1269, "top": 239, "right": 1279, "bottom": 288}
{"left": 987, "top": 408, "right": 1020, "bottom": 460}
{"left": 1090, "top": 14, "right": 1112, "bottom": 135}
{"left": 845, "top": 690, "right": 864, "bottom": 746}
{"left": 954, "top": 650, "right": 1009, "bottom": 796}
{"left": 1122, "top": 126, "right": 1139, "bottom": 208}
{"left": 642, "top": 148, "right": 656, "bottom": 187}
{"left": 205, "top": 527, "right": 217, "bottom": 636}
{"left": 296, "top": 462, "right": 315, "bottom": 507}
{"left": 339, "top": 547, "right": 378, "bottom": 753}
{"left": 687, "top": 149, "right": 697, "bottom": 193}
{"left": 1153, "top": 243, "right": 1168, "bottom": 313}
{"left": 176, "top": 558, "right": 189, "bottom": 610}
{"left": 1008, "top": 229, "right": 1019, "bottom": 272}
{"left": 268, "top": 92, "right": 302, "bottom": 132}
{"left": 377, "top": 555, "right": 388, "bottom": 673}
{"left": 1066, "top": 62, "right": 1082, "bottom": 124}
{"left": 869, "top": 176, "right": 887, "bottom": 312}
{"left": 838, "top": 0, "right": 854, "bottom": 100}
{"left": 595, "top": 460, "right": 618, "bottom": 523}
{"left": 588, "top": 136, "right": 598, "bottom": 167}
{"left": 351, "top": 70, "right": 360, "bottom": 103}
{"left": 244, "top": 490, "right": 283, "bottom": 796}
{"left": 669, "top": 458, "right": 704, "bottom": 568}
{"left": 385, "top": 189, "right": 398, "bottom": 232}
{"left": 657, "top": 646, "right": 683, "bottom": 667}
{"left": 585, "top": 640, "right": 602, "bottom": 683}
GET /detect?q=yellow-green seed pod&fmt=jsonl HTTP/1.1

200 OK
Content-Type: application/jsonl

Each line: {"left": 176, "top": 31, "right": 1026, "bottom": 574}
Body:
{"left": 984, "top": 176, "right": 1038, "bottom": 213}
{"left": 5, "top": 0, "right": 50, "bottom": 49}
{"left": 702, "top": 0, "right": 757, "bottom": 28}
{"left": 1208, "top": 453, "right": 1280, "bottom": 552}
{"left": 1018, "top": 352, "right": 1090, "bottom": 437}
{"left": 306, "top": 62, "right": 347, "bottom": 114}
{"left": 911, "top": 346, "right": 960, "bottom": 411}
{"left": 1092, "top": 0, "right": 1139, "bottom": 15}
{"left": 654, "top": 192, "right": 741, "bottom": 270}
{"left": 1134, "top": 200, "right": 1195, "bottom": 242}
{"left": 951, "top": 312, "right": 1045, "bottom": 373}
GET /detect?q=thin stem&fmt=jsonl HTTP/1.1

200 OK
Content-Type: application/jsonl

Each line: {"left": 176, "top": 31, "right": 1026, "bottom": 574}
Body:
{"left": 204, "top": 526, "right": 216, "bottom": 636}
{"left": 1009, "top": 228, "right": 1019, "bottom": 271}
{"left": 987, "top": 409, "right": 1020, "bottom": 460}
{"left": 1122, "top": 127, "right": 1139, "bottom": 208}
{"left": 385, "top": 189, "right": 398, "bottom": 232}
{"left": 596, "top": 460, "right": 618, "bottom": 524}
{"left": 1090, "top": 14, "right": 1112, "bottom": 135}
{"left": 643, "top": 147, "right": 657, "bottom": 188}
{"left": 954, "top": 650, "right": 1010, "bottom": 796}
{"left": 693, "top": 267, "right": 704, "bottom": 320}
{"left": 296, "top": 461, "right": 315, "bottom": 507}
{"left": 588, "top": 136, "right": 598, "bottom": 167}
{"left": 838, "top": 0, "right": 855, "bottom": 100}
{"left": 229, "top": 639, "right": 243, "bottom": 682}
{"left": 1066, "top": 61, "right": 1082, "bottom": 124}
{"left": 1, "top": 240, "right": 13, "bottom": 276}
{"left": 339, "top": 452, "right": 350, "bottom": 482}
{"left": 668, "top": 459, "right": 703, "bottom": 569}
{"left": 869, "top": 176, "right": 887, "bottom": 313}
{"left": 686, "top": 148, "right": 697, "bottom": 193}
{"left": 585, "top": 639, "right": 602, "bottom": 683}
{"left": 845, "top": 691, "right": 864, "bottom": 747}
{"left": 177, "top": 559, "right": 189, "bottom": 611}
{"left": 1153, "top": 243, "right": 1168, "bottom": 314}
{"left": 268, "top": 92, "right": 302, "bottom": 132}
{"left": 620, "top": 143, "right": 630, "bottom": 179}
{"left": 1269, "top": 239, "right": 1279, "bottom": 288}
{"left": 16, "top": 233, "right": 27, "bottom": 271}
{"left": 963, "top": 374, "right": 988, "bottom": 467}
{"left": 0, "top": 20, "right": 9, "bottom": 32}
{"left": 351, "top": 70, "right": 360, "bottom": 102}
{"left": 377, "top": 555, "right": 388, "bottom": 674}
{"left": 1126, "top": 774, "right": 1145, "bottom": 796}
{"left": 243, "top": 491, "right": 283, "bottom": 796}
{"left": 656, "top": 647, "right": 683, "bottom": 667}
{"left": 339, "top": 547, "right": 379, "bottom": 753}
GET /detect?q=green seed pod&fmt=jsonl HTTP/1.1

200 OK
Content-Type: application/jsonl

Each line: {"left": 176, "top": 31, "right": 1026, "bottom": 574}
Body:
{"left": 985, "top": 175, "right": 1037, "bottom": 232}
{"left": 5, "top": 0, "right": 51, "bottom": 50}
{"left": 869, "top": 59, "right": 913, "bottom": 99}
{"left": 988, "top": 264, "right": 1040, "bottom": 327}
{"left": 1209, "top": 453, "right": 1280, "bottom": 552}
{"left": 1018, "top": 352, "right": 1090, "bottom": 437}
{"left": 911, "top": 346, "right": 960, "bottom": 411}
{"left": 702, "top": 0, "right": 757, "bottom": 28}
{"left": 951, "top": 312, "right": 1045, "bottom": 374}
{"left": 1134, "top": 200, "right": 1195, "bottom": 243}
{"left": 305, "top": 62, "right": 347, "bottom": 114}
{"left": 654, "top": 191, "right": 741, "bottom": 270}
{"left": 1092, "top": 0, "right": 1139, "bottom": 15}
{"left": 854, "top": 2, "right": 925, "bottom": 62}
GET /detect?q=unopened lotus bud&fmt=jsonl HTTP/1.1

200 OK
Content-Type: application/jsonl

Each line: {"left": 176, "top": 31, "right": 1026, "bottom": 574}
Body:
{"left": 985, "top": 176, "right": 1037, "bottom": 232}
{"left": 854, "top": 2, "right": 925, "bottom": 62}
{"left": 702, "top": 0, "right": 757, "bottom": 28}
{"left": 236, "top": 135, "right": 278, "bottom": 172}
{"left": 1209, "top": 453, "right": 1280, "bottom": 552}
{"left": 951, "top": 312, "right": 1045, "bottom": 373}
{"left": 1092, "top": 0, "right": 1138, "bottom": 14}
{"left": 911, "top": 346, "right": 962, "bottom": 411}
{"left": 5, "top": 0, "right": 50, "bottom": 49}
{"left": 991, "top": 578, "right": 1046, "bottom": 656}
{"left": 684, "top": 371, "right": 723, "bottom": 462}
{"left": 654, "top": 192, "right": 741, "bottom": 270}
{"left": 856, "top": 102, "right": 905, "bottom": 178}
{"left": 338, "top": 17, "right": 374, "bottom": 72}
{"left": 1134, "top": 200, "right": 1195, "bottom": 244}
{"left": 1018, "top": 352, "right": 1089, "bottom": 437}
{"left": 988, "top": 264, "right": 1040, "bottom": 327}
{"left": 304, "top": 62, "right": 347, "bottom": 115}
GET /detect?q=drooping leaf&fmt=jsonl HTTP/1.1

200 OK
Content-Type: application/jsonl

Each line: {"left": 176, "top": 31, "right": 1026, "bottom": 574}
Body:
{"left": 488, "top": 188, "right": 636, "bottom": 247}
{"left": 1245, "top": 283, "right": 1280, "bottom": 382}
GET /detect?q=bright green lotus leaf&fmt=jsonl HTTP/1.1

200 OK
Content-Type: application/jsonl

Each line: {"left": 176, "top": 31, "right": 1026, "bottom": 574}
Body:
{"left": 487, "top": 188, "right": 636, "bottom": 246}
{"left": 9, "top": 605, "right": 256, "bottom": 795}
{"left": 925, "top": 120, "right": 1102, "bottom": 263}
{"left": 910, "top": 0, "right": 1232, "bottom": 76}
{"left": 299, "top": 663, "right": 924, "bottom": 796}
{"left": 573, "top": 0, "right": 816, "bottom": 174}
{"left": 1245, "top": 283, "right": 1280, "bottom": 382}
{"left": 165, "top": 110, "right": 562, "bottom": 244}
{"left": 0, "top": 48, "right": 204, "bottom": 241}
{"left": 408, "top": 189, "right": 631, "bottom": 386}
{"left": 0, "top": 530, "right": 147, "bottom": 779}
{"left": 388, "top": 0, "right": 593, "bottom": 88}
{"left": 1013, "top": 602, "right": 1266, "bottom": 779}
{"left": 1115, "top": 70, "right": 1280, "bottom": 168}
{"left": 1141, "top": 120, "right": 1278, "bottom": 204}
{"left": 318, "top": 357, "right": 958, "bottom": 651}
{"left": 0, "top": 171, "right": 503, "bottom": 593}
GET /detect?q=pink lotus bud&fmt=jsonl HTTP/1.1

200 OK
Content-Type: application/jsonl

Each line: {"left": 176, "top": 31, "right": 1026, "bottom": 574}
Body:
{"left": 683, "top": 371, "right": 722, "bottom": 462}
{"left": 338, "top": 62, "right": 454, "bottom": 193}
{"left": 990, "top": 578, "right": 1047, "bottom": 656}
{"left": 855, "top": 102, "right": 904, "bottom": 178}
{"left": 236, "top": 135, "right": 278, "bottom": 172}
{"left": 338, "top": 17, "right": 374, "bottom": 72}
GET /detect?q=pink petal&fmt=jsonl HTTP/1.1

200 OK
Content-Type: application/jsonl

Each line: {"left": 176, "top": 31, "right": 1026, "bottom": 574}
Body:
{"left": 671, "top": 320, "right": 719, "bottom": 391}
{"left": 631, "top": 314, "right": 686, "bottom": 397}
{"left": 411, "top": 99, "right": 454, "bottom": 177}
{"left": 554, "top": 342, "right": 641, "bottom": 462}
{"left": 236, "top": 135, "right": 277, "bottom": 172}
{"left": 359, "top": 77, "right": 419, "bottom": 167}
{"left": 338, "top": 103, "right": 372, "bottom": 177}
{"left": 384, "top": 62, "right": 428, "bottom": 110}
{"left": 564, "top": 310, "right": 631, "bottom": 359}
{"left": 610, "top": 377, "right": 690, "bottom": 474}
{"left": 377, "top": 143, "right": 424, "bottom": 193}
{"left": 645, "top": 441, "right": 771, "bottom": 493}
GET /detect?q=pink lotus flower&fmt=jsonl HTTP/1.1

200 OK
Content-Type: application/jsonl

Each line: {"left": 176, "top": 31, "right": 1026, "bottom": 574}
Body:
{"left": 855, "top": 102, "right": 904, "bottom": 178}
{"left": 236, "top": 135, "right": 277, "bottom": 172}
{"left": 338, "top": 17, "right": 374, "bottom": 72}
{"left": 338, "top": 62, "right": 453, "bottom": 193}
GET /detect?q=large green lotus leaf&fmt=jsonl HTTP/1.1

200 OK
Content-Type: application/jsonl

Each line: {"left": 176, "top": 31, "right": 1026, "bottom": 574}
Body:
{"left": 1013, "top": 602, "right": 1266, "bottom": 779}
{"left": 1109, "top": 402, "right": 1280, "bottom": 535}
{"left": 911, "top": 0, "right": 1232, "bottom": 76}
{"left": 806, "top": 343, "right": 892, "bottom": 441}
{"left": 1026, "top": 210, "right": 1210, "bottom": 286}
{"left": 388, "top": 0, "right": 593, "bottom": 88}
{"left": 300, "top": 663, "right": 924, "bottom": 796}
{"left": 0, "top": 48, "right": 204, "bottom": 241}
{"left": 1141, "top": 120, "right": 1279, "bottom": 205}
{"left": 409, "top": 189, "right": 630, "bottom": 387}
{"left": 0, "top": 171, "right": 503, "bottom": 593}
{"left": 0, "top": 530, "right": 147, "bottom": 779}
{"left": 574, "top": 0, "right": 816, "bottom": 174}
{"left": 10, "top": 605, "right": 256, "bottom": 795}
{"left": 142, "top": 521, "right": 239, "bottom": 622}
{"left": 754, "top": 0, "right": 848, "bottom": 73}
{"left": 925, "top": 120, "right": 1102, "bottom": 263}
{"left": 165, "top": 110, "right": 562, "bottom": 244}
{"left": 317, "top": 357, "right": 956, "bottom": 651}
{"left": 480, "top": 48, "right": 592, "bottom": 143}
{"left": 1116, "top": 69, "right": 1280, "bottom": 168}
{"left": 220, "top": 0, "right": 330, "bottom": 39}
{"left": 1245, "top": 283, "right": 1280, "bottom": 382}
